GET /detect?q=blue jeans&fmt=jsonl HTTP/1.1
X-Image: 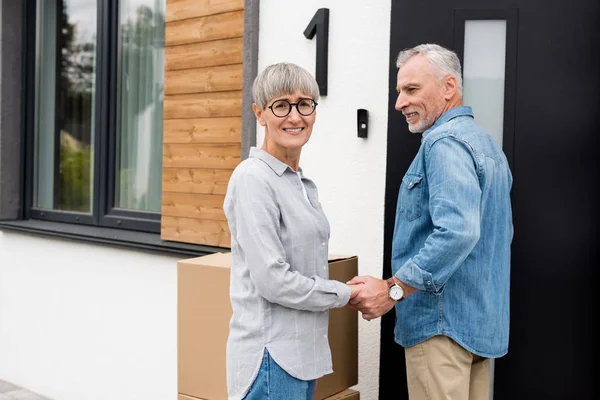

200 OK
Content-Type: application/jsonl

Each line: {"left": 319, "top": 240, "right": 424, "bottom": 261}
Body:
{"left": 243, "top": 349, "right": 316, "bottom": 400}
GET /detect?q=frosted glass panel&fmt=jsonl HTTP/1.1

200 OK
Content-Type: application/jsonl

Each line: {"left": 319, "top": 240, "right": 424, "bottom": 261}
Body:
{"left": 463, "top": 20, "right": 506, "bottom": 147}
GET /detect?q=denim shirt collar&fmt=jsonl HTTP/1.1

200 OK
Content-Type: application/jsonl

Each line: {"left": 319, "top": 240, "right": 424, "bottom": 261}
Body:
{"left": 249, "top": 146, "right": 302, "bottom": 177}
{"left": 422, "top": 106, "right": 474, "bottom": 139}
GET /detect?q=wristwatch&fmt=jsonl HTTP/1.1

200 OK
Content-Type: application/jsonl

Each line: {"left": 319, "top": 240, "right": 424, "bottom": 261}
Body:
{"left": 387, "top": 277, "right": 405, "bottom": 302}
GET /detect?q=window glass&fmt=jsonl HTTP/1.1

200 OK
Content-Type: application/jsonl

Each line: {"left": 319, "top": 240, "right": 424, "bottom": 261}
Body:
{"left": 463, "top": 20, "right": 507, "bottom": 147}
{"left": 34, "top": 0, "right": 97, "bottom": 212}
{"left": 115, "top": 0, "right": 165, "bottom": 212}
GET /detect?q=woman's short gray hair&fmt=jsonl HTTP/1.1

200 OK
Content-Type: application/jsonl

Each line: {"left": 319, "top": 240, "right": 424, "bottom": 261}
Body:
{"left": 252, "top": 62, "right": 320, "bottom": 109}
{"left": 396, "top": 43, "right": 463, "bottom": 94}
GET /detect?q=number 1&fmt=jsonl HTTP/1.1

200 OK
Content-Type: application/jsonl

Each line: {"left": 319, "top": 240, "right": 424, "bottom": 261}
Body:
{"left": 304, "top": 8, "right": 329, "bottom": 96}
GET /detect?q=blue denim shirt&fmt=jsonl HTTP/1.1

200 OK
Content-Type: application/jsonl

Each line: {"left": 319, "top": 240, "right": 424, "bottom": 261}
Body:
{"left": 392, "top": 106, "right": 514, "bottom": 357}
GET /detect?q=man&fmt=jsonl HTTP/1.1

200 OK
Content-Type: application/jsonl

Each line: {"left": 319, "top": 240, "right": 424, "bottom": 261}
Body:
{"left": 349, "top": 44, "right": 513, "bottom": 399}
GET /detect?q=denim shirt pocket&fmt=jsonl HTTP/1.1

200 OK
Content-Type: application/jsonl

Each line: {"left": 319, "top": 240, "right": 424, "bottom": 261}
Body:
{"left": 400, "top": 174, "right": 424, "bottom": 221}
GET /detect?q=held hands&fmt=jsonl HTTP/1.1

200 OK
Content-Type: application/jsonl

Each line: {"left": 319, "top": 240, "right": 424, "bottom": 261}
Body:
{"left": 348, "top": 283, "right": 363, "bottom": 300}
{"left": 345, "top": 276, "right": 396, "bottom": 321}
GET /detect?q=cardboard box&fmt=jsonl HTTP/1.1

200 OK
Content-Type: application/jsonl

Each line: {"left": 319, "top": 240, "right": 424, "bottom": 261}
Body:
{"left": 178, "top": 253, "right": 358, "bottom": 400}
{"left": 178, "top": 388, "right": 359, "bottom": 400}
{"left": 178, "top": 395, "right": 202, "bottom": 400}
{"left": 313, "top": 256, "right": 359, "bottom": 400}
{"left": 324, "top": 389, "right": 360, "bottom": 400}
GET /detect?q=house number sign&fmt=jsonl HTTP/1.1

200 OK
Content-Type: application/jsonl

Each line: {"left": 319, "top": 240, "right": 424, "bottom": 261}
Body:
{"left": 303, "top": 8, "right": 329, "bottom": 96}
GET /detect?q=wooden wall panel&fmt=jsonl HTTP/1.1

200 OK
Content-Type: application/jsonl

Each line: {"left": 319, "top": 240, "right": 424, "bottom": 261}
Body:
{"left": 164, "top": 117, "right": 241, "bottom": 144}
{"left": 162, "top": 192, "right": 226, "bottom": 221}
{"left": 163, "top": 144, "right": 240, "bottom": 169}
{"left": 162, "top": 168, "right": 232, "bottom": 195}
{"left": 166, "top": 11, "right": 244, "bottom": 46}
{"left": 162, "top": 1, "right": 244, "bottom": 247}
{"left": 166, "top": 0, "right": 244, "bottom": 23}
{"left": 164, "top": 91, "right": 242, "bottom": 119}
{"left": 165, "top": 37, "right": 243, "bottom": 71}
{"left": 162, "top": 216, "right": 231, "bottom": 248}
{"left": 165, "top": 64, "right": 243, "bottom": 95}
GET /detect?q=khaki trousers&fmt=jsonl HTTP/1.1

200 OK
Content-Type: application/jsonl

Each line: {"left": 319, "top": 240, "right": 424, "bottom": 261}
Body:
{"left": 404, "top": 335, "right": 491, "bottom": 400}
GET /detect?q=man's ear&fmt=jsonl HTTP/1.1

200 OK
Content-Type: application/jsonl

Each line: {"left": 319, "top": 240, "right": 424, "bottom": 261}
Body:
{"left": 443, "top": 75, "right": 458, "bottom": 100}
{"left": 252, "top": 103, "right": 266, "bottom": 126}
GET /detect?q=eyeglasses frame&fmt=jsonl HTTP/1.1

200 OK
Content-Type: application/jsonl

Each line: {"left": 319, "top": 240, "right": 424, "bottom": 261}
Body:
{"left": 267, "top": 98, "right": 318, "bottom": 118}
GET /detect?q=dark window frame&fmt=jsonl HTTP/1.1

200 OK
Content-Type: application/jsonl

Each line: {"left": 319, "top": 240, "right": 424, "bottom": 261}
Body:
{"left": 1, "top": 0, "right": 260, "bottom": 256}
{"left": 23, "top": 0, "right": 161, "bottom": 233}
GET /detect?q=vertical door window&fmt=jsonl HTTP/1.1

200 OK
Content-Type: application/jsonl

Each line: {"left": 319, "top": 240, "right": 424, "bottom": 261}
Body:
{"left": 462, "top": 20, "right": 507, "bottom": 147}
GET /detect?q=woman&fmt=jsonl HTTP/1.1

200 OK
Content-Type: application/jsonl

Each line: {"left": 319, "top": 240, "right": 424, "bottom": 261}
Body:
{"left": 223, "top": 62, "right": 360, "bottom": 400}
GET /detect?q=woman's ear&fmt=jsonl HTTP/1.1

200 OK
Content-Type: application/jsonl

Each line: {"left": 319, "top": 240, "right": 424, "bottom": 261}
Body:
{"left": 252, "top": 104, "right": 266, "bottom": 126}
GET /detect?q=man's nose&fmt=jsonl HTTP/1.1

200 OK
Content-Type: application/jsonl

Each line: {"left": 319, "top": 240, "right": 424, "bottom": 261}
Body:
{"left": 395, "top": 94, "right": 408, "bottom": 111}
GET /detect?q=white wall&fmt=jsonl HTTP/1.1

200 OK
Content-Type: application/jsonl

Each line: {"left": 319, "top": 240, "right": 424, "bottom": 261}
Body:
{"left": 0, "top": 230, "right": 180, "bottom": 400}
{"left": 257, "top": 2, "right": 391, "bottom": 399}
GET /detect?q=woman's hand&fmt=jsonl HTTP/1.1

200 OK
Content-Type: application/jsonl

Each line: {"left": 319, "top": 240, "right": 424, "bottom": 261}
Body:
{"left": 345, "top": 283, "right": 364, "bottom": 309}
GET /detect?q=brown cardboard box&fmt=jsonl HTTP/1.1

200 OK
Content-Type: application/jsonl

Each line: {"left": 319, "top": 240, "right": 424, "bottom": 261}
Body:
{"left": 178, "top": 395, "right": 203, "bottom": 400}
{"left": 178, "top": 253, "right": 358, "bottom": 400}
{"left": 314, "top": 255, "right": 359, "bottom": 400}
{"left": 178, "top": 388, "right": 359, "bottom": 400}
{"left": 323, "top": 389, "right": 360, "bottom": 400}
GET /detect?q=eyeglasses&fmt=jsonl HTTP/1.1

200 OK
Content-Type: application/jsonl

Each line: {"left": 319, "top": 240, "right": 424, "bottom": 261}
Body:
{"left": 267, "top": 98, "right": 318, "bottom": 118}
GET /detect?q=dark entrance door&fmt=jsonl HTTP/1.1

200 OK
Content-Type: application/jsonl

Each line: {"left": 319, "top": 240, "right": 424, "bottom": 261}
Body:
{"left": 381, "top": 1, "right": 599, "bottom": 399}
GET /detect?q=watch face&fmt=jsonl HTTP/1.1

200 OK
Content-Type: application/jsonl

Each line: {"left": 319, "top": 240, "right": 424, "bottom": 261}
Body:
{"left": 389, "top": 285, "right": 404, "bottom": 301}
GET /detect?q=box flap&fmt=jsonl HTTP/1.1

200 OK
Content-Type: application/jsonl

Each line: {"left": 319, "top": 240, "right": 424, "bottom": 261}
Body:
{"left": 324, "top": 389, "right": 360, "bottom": 400}
{"left": 328, "top": 254, "right": 356, "bottom": 262}
{"left": 180, "top": 253, "right": 353, "bottom": 266}
{"left": 177, "top": 252, "right": 232, "bottom": 268}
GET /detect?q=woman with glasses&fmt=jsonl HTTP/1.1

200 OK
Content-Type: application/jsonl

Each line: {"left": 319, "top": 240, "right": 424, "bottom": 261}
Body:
{"left": 223, "top": 62, "right": 361, "bottom": 400}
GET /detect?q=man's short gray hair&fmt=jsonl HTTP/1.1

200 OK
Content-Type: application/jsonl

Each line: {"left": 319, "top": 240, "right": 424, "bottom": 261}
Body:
{"left": 252, "top": 62, "right": 320, "bottom": 109}
{"left": 396, "top": 43, "right": 463, "bottom": 94}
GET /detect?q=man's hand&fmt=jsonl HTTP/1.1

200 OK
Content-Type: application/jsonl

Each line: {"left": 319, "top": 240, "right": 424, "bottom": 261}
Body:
{"left": 346, "top": 275, "right": 396, "bottom": 321}
{"left": 345, "top": 284, "right": 363, "bottom": 310}
{"left": 348, "top": 283, "right": 363, "bottom": 299}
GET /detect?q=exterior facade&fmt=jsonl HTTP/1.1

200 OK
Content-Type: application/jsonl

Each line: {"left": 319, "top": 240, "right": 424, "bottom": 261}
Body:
{"left": 0, "top": 1, "right": 597, "bottom": 400}
{"left": 0, "top": 1, "right": 389, "bottom": 399}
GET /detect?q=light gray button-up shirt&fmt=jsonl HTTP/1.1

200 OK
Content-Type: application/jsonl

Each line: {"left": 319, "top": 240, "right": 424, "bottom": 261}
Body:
{"left": 223, "top": 147, "right": 351, "bottom": 400}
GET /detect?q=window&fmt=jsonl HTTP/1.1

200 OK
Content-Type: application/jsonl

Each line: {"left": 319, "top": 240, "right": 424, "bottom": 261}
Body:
{"left": 27, "top": 0, "right": 165, "bottom": 232}
{"left": 463, "top": 20, "right": 507, "bottom": 147}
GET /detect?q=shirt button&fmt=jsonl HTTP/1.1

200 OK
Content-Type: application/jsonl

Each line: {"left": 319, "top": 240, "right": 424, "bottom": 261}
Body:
{"left": 324, "top": 334, "right": 327, "bottom": 339}
{"left": 321, "top": 242, "right": 326, "bottom": 246}
{"left": 426, "top": 281, "right": 431, "bottom": 285}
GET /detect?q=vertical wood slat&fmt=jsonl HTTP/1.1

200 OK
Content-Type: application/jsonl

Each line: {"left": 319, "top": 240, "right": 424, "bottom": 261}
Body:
{"left": 162, "top": 3, "right": 243, "bottom": 247}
